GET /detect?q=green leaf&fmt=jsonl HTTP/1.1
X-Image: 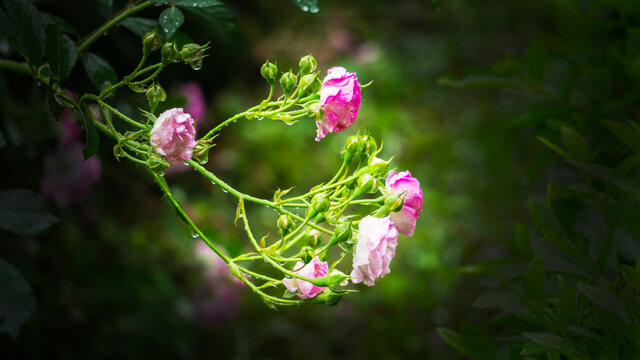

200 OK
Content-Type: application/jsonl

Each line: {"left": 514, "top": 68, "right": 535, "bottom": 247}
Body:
{"left": 0, "top": 0, "right": 46, "bottom": 65}
{"left": 82, "top": 52, "right": 117, "bottom": 91}
{"left": 438, "top": 74, "right": 524, "bottom": 90}
{"left": 182, "top": 5, "right": 235, "bottom": 31}
{"left": 567, "top": 161, "right": 640, "bottom": 202}
{"left": 159, "top": 7, "right": 184, "bottom": 40}
{"left": 45, "top": 25, "right": 77, "bottom": 82}
{"left": 437, "top": 328, "right": 473, "bottom": 359}
{"left": 523, "top": 332, "right": 584, "bottom": 358}
{"left": 0, "top": 189, "right": 58, "bottom": 236}
{"left": 474, "top": 286, "right": 542, "bottom": 325}
{"left": 620, "top": 265, "right": 640, "bottom": 293}
{"left": 80, "top": 108, "right": 100, "bottom": 159}
{"left": 523, "top": 257, "right": 546, "bottom": 299}
{"left": 537, "top": 137, "right": 569, "bottom": 158}
{"left": 525, "top": 42, "right": 546, "bottom": 83}
{"left": 578, "top": 282, "right": 630, "bottom": 323}
{"left": 0, "top": 259, "right": 36, "bottom": 338}
{"left": 173, "top": 0, "right": 224, "bottom": 7}
{"left": 41, "top": 13, "right": 79, "bottom": 38}
{"left": 560, "top": 127, "right": 590, "bottom": 161}
{"left": 600, "top": 119, "right": 640, "bottom": 154}
{"left": 292, "top": 0, "right": 319, "bottom": 13}
{"left": 120, "top": 17, "right": 157, "bottom": 37}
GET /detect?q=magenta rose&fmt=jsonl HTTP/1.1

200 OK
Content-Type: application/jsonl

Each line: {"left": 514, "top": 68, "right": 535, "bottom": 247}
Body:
{"left": 386, "top": 170, "right": 423, "bottom": 236}
{"left": 351, "top": 215, "right": 398, "bottom": 286}
{"left": 283, "top": 256, "right": 328, "bottom": 299}
{"left": 316, "top": 66, "right": 361, "bottom": 141}
{"left": 150, "top": 108, "right": 197, "bottom": 163}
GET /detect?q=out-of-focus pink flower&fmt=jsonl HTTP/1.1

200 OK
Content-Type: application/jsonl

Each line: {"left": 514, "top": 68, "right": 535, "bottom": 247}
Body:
{"left": 150, "top": 108, "right": 196, "bottom": 163}
{"left": 283, "top": 256, "right": 328, "bottom": 299}
{"left": 351, "top": 215, "right": 398, "bottom": 286}
{"left": 316, "top": 67, "right": 361, "bottom": 141}
{"left": 41, "top": 111, "right": 101, "bottom": 207}
{"left": 191, "top": 242, "right": 244, "bottom": 325}
{"left": 386, "top": 170, "right": 423, "bottom": 236}
{"left": 180, "top": 82, "right": 207, "bottom": 126}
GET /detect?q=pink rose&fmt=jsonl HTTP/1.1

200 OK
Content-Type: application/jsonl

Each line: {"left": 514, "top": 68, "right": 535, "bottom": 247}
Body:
{"left": 386, "top": 170, "right": 423, "bottom": 236}
{"left": 351, "top": 215, "right": 398, "bottom": 286}
{"left": 150, "top": 108, "right": 196, "bottom": 163}
{"left": 316, "top": 67, "right": 361, "bottom": 141}
{"left": 283, "top": 256, "right": 328, "bottom": 299}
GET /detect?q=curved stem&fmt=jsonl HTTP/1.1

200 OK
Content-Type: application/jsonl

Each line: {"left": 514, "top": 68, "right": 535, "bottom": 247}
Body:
{"left": 77, "top": 1, "right": 154, "bottom": 53}
{"left": 85, "top": 94, "right": 148, "bottom": 129}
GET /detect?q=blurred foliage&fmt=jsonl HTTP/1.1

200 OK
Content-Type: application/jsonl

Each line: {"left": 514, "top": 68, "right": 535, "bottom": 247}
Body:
{"left": 2, "top": 0, "right": 635, "bottom": 359}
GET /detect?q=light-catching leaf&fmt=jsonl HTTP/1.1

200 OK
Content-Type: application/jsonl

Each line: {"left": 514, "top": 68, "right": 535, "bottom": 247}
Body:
{"left": 173, "top": 0, "right": 224, "bottom": 7}
{"left": 0, "top": 189, "right": 58, "bottom": 236}
{"left": 159, "top": 7, "right": 184, "bottom": 40}
{"left": 560, "top": 127, "right": 590, "bottom": 161}
{"left": 120, "top": 17, "right": 157, "bottom": 37}
{"left": 0, "top": 259, "right": 36, "bottom": 338}
{"left": 523, "top": 332, "right": 584, "bottom": 358}
{"left": 82, "top": 52, "right": 117, "bottom": 91}
{"left": 45, "top": 24, "right": 77, "bottom": 81}
{"left": 292, "top": 0, "right": 319, "bottom": 13}
{"left": 567, "top": 161, "right": 640, "bottom": 202}
{"left": 183, "top": 5, "right": 235, "bottom": 31}
{"left": 578, "top": 282, "right": 630, "bottom": 323}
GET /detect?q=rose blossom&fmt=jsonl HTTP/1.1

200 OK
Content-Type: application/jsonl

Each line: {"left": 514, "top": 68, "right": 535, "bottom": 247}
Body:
{"left": 283, "top": 256, "right": 328, "bottom": 299}
{"left": 150, "top": 108, "right": 196, "bottom": 163}
{"left": 316, "top": 66, "right": 361, "bottom": 141}
{"left": 351, "top": 215, "right": 398, "bottom": 286}
{"left": 386, "top": 170, "right": 423, "bottom": 236}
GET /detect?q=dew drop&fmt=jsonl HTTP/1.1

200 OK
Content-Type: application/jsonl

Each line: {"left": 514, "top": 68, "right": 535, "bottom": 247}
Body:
{"left": 191, "top": 231, "right": 199, "bottom": 238}
{"left": 257, "top": 117, "right": 264, "bottom": 121}
{"left": 222, "top": 189, "right": 228, "bottom": 193}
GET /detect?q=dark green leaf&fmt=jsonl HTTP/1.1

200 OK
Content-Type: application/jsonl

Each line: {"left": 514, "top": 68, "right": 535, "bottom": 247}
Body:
{"left": 554, "top": 286, "right": 577, "bottom": 325}
{"left": 620, "top": 265, "right": 640, "bottom": 293}
{"left": 523, "top": 257, "right": 546, "bottom": 299}
{"left": 82, "top": 52, "right": 117, "bottom": 91}
{"left": 560, "top": 127, "right": 590, "bottom": 161}
{"left": 437, "top": 328, "right": 476, "bottom": 359}
{"left": 0, "top": 259, "right": 36, "bottom": 338}
{"left": 578, "top": 282, "right": 630, "bottom": 323}
{"left": 0, "top": 189, "right": 58, "bottom": 236}
{"left": 537, "top": 137, "right": 569, "bottom": 158}
{"left": 0, "top": 0, "right": 46, "bottom": 65}
{"left": 567, "top": 161, "right": 640, "bottom": 202}
{"left": 120, "top": 17, "right": 157, "bottom": 37}
{"left": 438, "top": 74, "right": 524, "bottom": 90}
{"left": 41, "top": 13, "right": 79, "bottom": 38}
{"left": 292, "top": 0, "right": 319, "bottom": 13}
{"left": 523, "top": 332, "right": 583, "bottom": 358}
{"left": 600, "top": 119, "right": 640, "bottom": 154}
{"left": 525, "top": 42, "right": 546, "bottom": 82}
{"left": 173, "top": 0, "right": 224, "bottom": 7}
{"left": 183, "top": 5, "right": 235, "bottom": 31}
{"left": 474, "top": 286, "right": 542, "bottom": 325}
{"left": 159, "top": 7, "right": 184, "bottom": 40}
{"left": 45, "top": 25, "right": 77, "bottom": 82}
{"left": 80, "top": 107, "right": 100, "bottom": 159}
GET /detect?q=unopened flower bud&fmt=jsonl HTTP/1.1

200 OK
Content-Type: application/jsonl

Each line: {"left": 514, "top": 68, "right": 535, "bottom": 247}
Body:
{"left": 260, "top": 60, "right": 278, "bottom": 84}
{"left": 161, "top": 41, "right": 180, "bottom": 65}
{"left": 328, "top": 222, "right": 352, "bottom": 247}
{"left": 363, "top": 135, "right": 377, "bottom": 156}
{"left": 385, "top": 192, "right": 405, "bottom": 213}
{"left": 299, "top": 54, "right": 317, "bottom": 75}
{"left": 343, "top": 135, "right": 362, "bottom": 164}
{"left": 307, "top": 102, "right": 322, "bottom": 120}
{"left": 368, "top": 157, "right": 390, "bottom": 177}
{"left": 277, "top": 214, "right": 295, "bottom": 237}
{"left": 142, "top": 30, "right": 161, "bottom": 53}
{"left": 305, "top": 230, "right": 322, "bottom": 247}
{"left": 279, "top": 71, "right": 297, "bottom": 96}
{"left": 357, "top": 173, "right": 378, "bottom": 194}
{"left": 322, "top": 289, "right": 344, "bottom": 306}
{"left": 298, "top": 74, "right": 318, "bottom": 97}
{"left": 300, "top": 246, "right": 315, "bottom": 263}
{"left": 146, "top": 83, "right": 166, "bottom": 111}
{"left": 180, "top": 43, "right": 210, "bottom": 70}
{"left": 311, "top": 193, "right": 330, "bottom": 213}
{"left": 312, "top": 271, "right": 349, "bottom": 287}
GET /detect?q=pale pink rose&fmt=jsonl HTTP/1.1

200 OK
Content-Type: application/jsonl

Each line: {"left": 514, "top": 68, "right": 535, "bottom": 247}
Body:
{"left": 283, "top": 256, "right": 328, "bottom": 299}
{"left": 41, "top": 111, "right": 101, "bottom": 207}
{"left": 316, "top": 67, "right": 361, "bottom": 141}
{"left": 150, "top": 108, "right": 196, "bottom": 163}
{"left": 351, "top": 215, "right": 398, "bottom": 286}
{"left": 386, "top": 170, "right": 423, "bottom": 236}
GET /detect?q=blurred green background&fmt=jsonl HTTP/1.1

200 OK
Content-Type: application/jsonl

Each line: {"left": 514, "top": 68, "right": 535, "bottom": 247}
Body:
{"left": 0, "top": 0, "right": 564, "bottom": 358}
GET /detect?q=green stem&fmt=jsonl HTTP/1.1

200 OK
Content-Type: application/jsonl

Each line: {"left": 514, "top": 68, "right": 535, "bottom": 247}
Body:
{"left": 85, "top": 94, "right": 148, "bottom": 129}
{"left": 77, "top": 1, "right": 153, "bottom": 53}
{"left": 0, "top": 58, "right": 32, "bottom": 75}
